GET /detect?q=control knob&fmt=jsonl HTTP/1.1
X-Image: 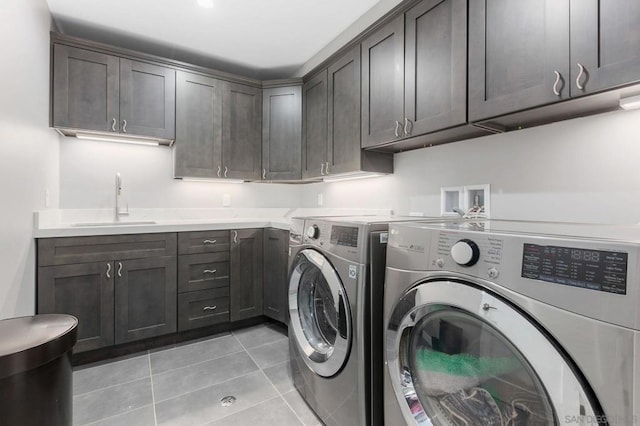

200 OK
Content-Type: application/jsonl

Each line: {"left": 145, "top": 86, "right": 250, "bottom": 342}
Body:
{"left": 306, "top": 225, "right": 320, "bottom": 239}
{"left": 450, "top": 239, "right": 480, "bottom": 267}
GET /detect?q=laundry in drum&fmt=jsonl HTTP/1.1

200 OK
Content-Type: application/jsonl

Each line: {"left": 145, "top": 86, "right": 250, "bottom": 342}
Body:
{"left": 413, "top": 348, "right": 521, "bottom": 396}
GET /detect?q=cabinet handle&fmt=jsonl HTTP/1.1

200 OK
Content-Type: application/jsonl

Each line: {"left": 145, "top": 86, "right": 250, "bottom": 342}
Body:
{"left": 203, "top": 269, "right": 217, "bottom": 275}
{"left": 203, "top": 306, "right": 217, "bottom": 311}
{"left": 111, "top": 118, "right": 117, "bottom": 132}
{"left": 106, "top": 263, "right": 111, "bottom": 278}
{"left": 576, "top": 63, "right": 586, "bottom": 90}
{"left": 117, "top": 262, "right": 123, "bottom": 278}
{"left": 122, "top": 120, "right": 127, "bottom": 133}
{"left": 320, "top": 163, "right": 325, "bottom": 176}
{"left": 404, "top": 118, "right": 412, "bottom": 136}
{"left": 552, "top": 71, "right": 562, "bottom": 96}
{"left": 325, "top": 162, "right": 330, "bottom": 175}
{"left": 203, "top": 239, "right": 217, "bottom": 245}
{"left": 394, "top": 120, "right": 401, "bottom": 137}
{"left": 233, "top": 230, "right": 238, "bottom": 243}
{"left": 217, "top": 165, "right": 221, "bottom": 178}
{"left": 263, "top": 169, "right": 266, "bottom": 179}
{"left": 224, "top": 166, "right": 228, "bottom": 178}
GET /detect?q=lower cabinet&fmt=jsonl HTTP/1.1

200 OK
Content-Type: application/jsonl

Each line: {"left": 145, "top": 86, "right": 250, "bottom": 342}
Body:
{"left": 263, "top": 228, "right": 289, "bottom": 324}
{"left": 178, "top": 288, "right": 230, "bottom": 331}
{"left": 230, "top": 229, "right": 264, "bottom": 322}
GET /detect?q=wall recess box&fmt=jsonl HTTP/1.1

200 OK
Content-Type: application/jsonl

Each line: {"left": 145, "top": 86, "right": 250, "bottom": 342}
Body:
{"left": 441, "top": 184, "right": 490, "bottom": 217}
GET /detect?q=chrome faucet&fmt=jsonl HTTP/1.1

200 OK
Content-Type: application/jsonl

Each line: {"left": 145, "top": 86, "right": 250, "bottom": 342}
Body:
{"left": 115, "top": 173, "right": 129, "bottom": 221}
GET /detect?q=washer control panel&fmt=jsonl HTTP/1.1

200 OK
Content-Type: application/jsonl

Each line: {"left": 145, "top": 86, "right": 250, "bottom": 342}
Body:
{"left": 434, "top": 231, "right": 503, "bottom": 278}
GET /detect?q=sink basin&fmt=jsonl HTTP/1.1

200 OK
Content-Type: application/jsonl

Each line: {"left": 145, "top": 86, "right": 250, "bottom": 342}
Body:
{"left": 71, "top": 221, "right": 156, "bottom": 227}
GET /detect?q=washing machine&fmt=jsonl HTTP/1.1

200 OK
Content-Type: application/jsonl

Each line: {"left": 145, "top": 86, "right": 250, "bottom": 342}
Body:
{"left": 384, "top": 220, "right": 640, "bottom": 426}
{"left": 288, "top": 215, "right": 433, "bottom": 426}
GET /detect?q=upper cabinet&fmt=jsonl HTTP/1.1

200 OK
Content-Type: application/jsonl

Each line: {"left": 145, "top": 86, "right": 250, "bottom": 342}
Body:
{"left": 362, "top": 0, "right": 468, "bottom": 149}
{"left": 570, "top": 0, "right": 640, "bottom": 96}
{"left": 52, "top": 44, "right": 175, "bottom": 141}
{"left": 262, "top": 84, "right": 302, "bottom": 181}
{"left": 302, "top": 71, "right": 328, "bottom": 179}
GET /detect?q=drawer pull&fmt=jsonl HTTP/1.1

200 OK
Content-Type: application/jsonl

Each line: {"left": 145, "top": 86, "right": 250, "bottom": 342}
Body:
{"left": 106, "top": 263, "right": 111, "bottom": 278}
{"left": 203, "top": 306, "right": 217, "bottom": 311}
{"left": 203, "top": 239, "right": 217, "bottom": 245}
{"left": 117, "top": 262, "right": 123, "bottom": 278}
{"left": 203, "top": 269, "right": 217, "bottom": 275}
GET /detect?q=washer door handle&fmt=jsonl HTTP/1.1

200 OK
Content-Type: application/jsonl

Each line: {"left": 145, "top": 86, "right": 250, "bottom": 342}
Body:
{"left": 338, "top": 293, "right": 347, "bottom": 339}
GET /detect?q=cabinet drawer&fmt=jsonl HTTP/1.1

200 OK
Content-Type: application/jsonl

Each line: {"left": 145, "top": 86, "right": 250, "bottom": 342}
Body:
{"left": 178, "top": 253, "right": 230, "bottom": 293}
{"left": 38, "top": 233, "right": 177, "bottom": 266}
{"left": 178, "top": 288, "right": 229, "bottom": 331}
{"left": 178, "top": 231, "right": 230, "bottom": 255}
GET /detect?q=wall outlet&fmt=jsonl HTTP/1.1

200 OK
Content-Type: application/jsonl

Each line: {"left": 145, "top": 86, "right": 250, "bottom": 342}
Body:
{"left": 222, "top": 193, "right": 231, "bottom": 207}
{"left": 45, "top": 188, "right": 50, "bottom": 208}
{"left": 317, "top": 193, "right": 323, "bottom": 207}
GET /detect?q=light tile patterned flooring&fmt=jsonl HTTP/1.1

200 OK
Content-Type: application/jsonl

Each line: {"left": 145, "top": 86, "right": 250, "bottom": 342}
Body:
{"left": 72, "top": 323, "right": 323, "bottom": 426}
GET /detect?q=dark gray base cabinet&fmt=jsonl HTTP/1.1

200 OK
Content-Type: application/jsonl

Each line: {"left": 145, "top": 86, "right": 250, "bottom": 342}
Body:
{"left": 178, "top": 288, "right": 230, "bottom": 331}
{"left": 230, "top": 229, "right": 264, "bottom": 322}
{"left": 263, "top": 229, "right": 289, "bottom": 324}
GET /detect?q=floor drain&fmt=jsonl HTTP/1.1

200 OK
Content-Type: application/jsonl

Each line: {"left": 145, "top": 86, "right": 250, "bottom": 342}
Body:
{"left": 220, "top": 396, "right": 236, "bottom": 407}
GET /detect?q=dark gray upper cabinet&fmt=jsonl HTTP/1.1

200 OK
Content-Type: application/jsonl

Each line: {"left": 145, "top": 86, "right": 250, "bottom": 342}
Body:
{"left": 174, "top": 71, "right": 223, "bottom": 178}
{"left": 114, "top": 256, "right": 177, "bottom": 344}
{"left": 570, "top": 0, "right": 640, "bottom": 96}
{"left": 302, "top": 71, "right": 328, "bottom": 179}
{"left": 404, "top": 0, "right": 467, "bottom": 136}
{"left": 230, "top": 229, "right": 264, "bottom": 322}
{"left": 361, "top": 14, "right": 404, "bottom": 148}
{"left": 327, "top": 45, "right": 362, "bottom": 175}
{"left": 262, "top": 85, "right": 302, "bottom": 180}
{"left": 263, "top": 228, "right": 289, "bottom": 324}
{"left": 52, "top": 44, "right": 119, "bottom": 132}
{"left": 52, "top": 44, "right": 176, "bottom": 140}
{"left": 38, "top": 261, "right": 114, "bottom": 353}
{"left": 222, "top": 82, "right": 262, "bottom": 180}
{"left": 468, "top": 0, "right": 570, "bottom": 122}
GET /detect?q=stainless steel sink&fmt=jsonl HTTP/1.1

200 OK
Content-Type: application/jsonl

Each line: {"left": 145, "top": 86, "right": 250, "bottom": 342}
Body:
{"left": 71, "top": 221, "right": 156, "bottom": 227}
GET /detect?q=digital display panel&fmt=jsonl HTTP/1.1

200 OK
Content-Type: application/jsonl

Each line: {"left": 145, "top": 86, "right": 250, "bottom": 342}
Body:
{"left": 521, "top": 244, "right": 627, "bottom": 294}
{"left": 330, "top": 226, "right": 359, "bottom": 247}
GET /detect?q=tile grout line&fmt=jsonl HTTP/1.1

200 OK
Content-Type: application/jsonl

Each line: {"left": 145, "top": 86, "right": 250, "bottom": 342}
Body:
{"left": 81, "top": 403, "right": 156, "bottom": 426}
{"left": 73, "top": 374, "right": 151, "bottom": 398}
{"left": 152, "top": 348, "right": 247, "bottom": 377}
{"left": 148, "top": 351, "right": 159, "bottom": 426}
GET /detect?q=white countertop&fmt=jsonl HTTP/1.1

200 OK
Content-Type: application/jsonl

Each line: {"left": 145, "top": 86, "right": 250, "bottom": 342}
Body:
{"left": 33, "top": 208, "right": 393, "bottom": 238}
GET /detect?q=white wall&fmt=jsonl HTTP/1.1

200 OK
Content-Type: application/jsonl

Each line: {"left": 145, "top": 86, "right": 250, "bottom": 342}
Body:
{"left": 59, "top": 138, "right": 304, "bottom": 209}
{"left": 0, "top": 0, "right": 60, "bottom": 319}
{"left": 301, "top": 109, "right": 640, "bottom": 224}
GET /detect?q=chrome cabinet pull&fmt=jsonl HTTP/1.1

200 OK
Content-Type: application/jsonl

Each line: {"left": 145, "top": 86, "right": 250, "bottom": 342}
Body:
{"left": 217, "top": 165, "right": 221, "bottom": 178}
{"left": 122, "top": 120, "right": 127, "bottom": 133}
{"left": 203, "top": 269, "right": 217, "bottom": 274}
{"left": 576, "top": 63, "right": 586, "bottom": 90}
{"left": 233, "top": 230, "right": 238, "bottom": 243}
{"left": 394, "top": 120, "right": 401, "bottom": 137}
{"left": 262, "top": 168, "right": 266, "bottom": 179}
{"left": 106, "top": 263, "right": 111, "bottom": 278}
{"left": 111, "top": 118, "right": 117, "bottom": 132}
{"left": 404, "top": 118, "right": 412, "bottom": 136}
{"left": 325, "top": 162, "right": 330, "bottom": 175}
{"left": 224, "top": 166, "right": 228, "bottom": 178}
{"left": 320, "top": 163, "right": 325, "bottom": 176}
{"left": 552, "top": 71, "right": 562, "bottom": 96}
{"left": 203, "top": 239, "right": 217, "bottom": 245}
{"left": 203, "top": 306, "right": 217, "bottom": 311}
{"left": 117, "top": 262, "right": 123, "bottom": 278}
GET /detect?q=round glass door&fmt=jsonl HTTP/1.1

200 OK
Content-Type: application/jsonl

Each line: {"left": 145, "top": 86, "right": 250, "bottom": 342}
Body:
{"left": 289, "top": 249, "right": 351, "bottom": 377}
{"left": 386, "top": 280, "right": 599, "bottom": 426}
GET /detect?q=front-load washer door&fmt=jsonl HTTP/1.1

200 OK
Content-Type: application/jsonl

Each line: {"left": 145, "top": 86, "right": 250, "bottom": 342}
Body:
{"left": 289, "top": 249, "right": 351, "bottom": 378}
{"left": 386, "top": 279, "right": 601, "bottom": 426}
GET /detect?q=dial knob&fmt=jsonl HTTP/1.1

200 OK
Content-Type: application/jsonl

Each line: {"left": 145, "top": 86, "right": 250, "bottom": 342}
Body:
{"left": 306, "top": 225, "right": 320, "bottom": 239}
{"left": 450, "top": 239, "right": 480, "bottom": 266}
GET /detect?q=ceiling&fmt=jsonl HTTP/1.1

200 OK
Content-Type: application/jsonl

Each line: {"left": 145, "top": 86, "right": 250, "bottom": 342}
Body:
{"left": 47, "top": 0, "right": 381, "bottom": 80}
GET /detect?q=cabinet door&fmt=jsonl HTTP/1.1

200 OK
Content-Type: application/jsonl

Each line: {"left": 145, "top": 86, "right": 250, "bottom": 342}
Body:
{"left": 262, "top": 86, "right": 302, "bottom": 180}
{"left": 405, "top": 0, "right": 467, "bottom": 137}
{"left": 119, "top": 59, "right": 176, "bottom": 139}
{"left": 570, "top": 0, "right": 640, "bottom": 96}
{"left": 361, "top": 14, "right": 404, "bottom": 148}
{"left": 38, "top": 262, "right": 114, "bottom": 352}
{"left": 301, "top": 71, "right": 328, "bottom": 179}
{"left": 174, "top": 71, "right": 223, "bottom": 178}
{"left": 263, "top": 229, "right": 289, "bottom": 324}
{"left": 52, "top": 44, "right": 119, "bottom": 132}
{"left": 468, "top": 0, "right": 569, "bottom": 121}
{"left": 327, "top": 45, "right": 361, "bottom": 175}
{"left": 115, "top": 256, "right": 177, "bottom": 344}
{"left": 222, "top": 83, "right": 262, "bottom": 180}
{"left": 230, "top": 229, "right": 264, "bottom": 322}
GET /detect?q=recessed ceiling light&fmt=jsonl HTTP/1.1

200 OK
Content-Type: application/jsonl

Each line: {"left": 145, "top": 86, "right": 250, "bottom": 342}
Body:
{"left": 197, "top": 0, "right": 214, "bottom": 9}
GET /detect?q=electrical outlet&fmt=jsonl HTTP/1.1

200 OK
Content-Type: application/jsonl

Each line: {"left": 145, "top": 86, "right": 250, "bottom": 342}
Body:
{"left": 222, "top": 193, "right": 231, "bottom": 207}
{"left": 44, "top": 189, "right": 50, "bottom": 208}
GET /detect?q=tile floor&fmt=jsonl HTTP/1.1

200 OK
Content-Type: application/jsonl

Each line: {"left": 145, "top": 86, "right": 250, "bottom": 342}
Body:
{"left": 72, "top": 323, "right": 323, "bottom": 426}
